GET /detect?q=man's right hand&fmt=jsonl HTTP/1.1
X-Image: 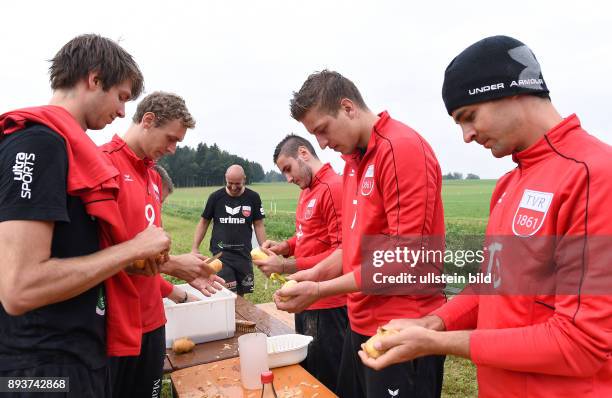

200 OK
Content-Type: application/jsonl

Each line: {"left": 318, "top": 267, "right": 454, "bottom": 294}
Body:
{"left": 162, "top": 253, "right": 215, "bottom": 282}
{"left": 261, "top": 240, "right": 290, "bottom": 256}
{"left": 131, "top": 225, "right": 171, "bottom": 260}
{"left": 125, "top": 226, "right": 171, "bottom": 275}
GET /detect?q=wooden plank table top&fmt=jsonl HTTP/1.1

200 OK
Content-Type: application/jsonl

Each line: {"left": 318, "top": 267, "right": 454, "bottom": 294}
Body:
{"left": 171, "top": 356, "right": 337, "bottom": 398}
{"left": 166, "top": 295, "right": 294, "bottom": 371}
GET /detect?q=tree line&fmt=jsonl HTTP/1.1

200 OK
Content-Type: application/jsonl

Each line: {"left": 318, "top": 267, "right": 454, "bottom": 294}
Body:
{"left": 158, "top": 143, "right": 265, "bottom": 187}
{"left": 157, "top": 143, "right": 481, "bottom": 187}
{"left": 443, "top": 172, "right": 480, "bottom": 180}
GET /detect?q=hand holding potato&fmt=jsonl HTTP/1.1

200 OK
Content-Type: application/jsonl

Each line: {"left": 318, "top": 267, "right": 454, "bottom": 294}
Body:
{"left": 358, "top": 325, "right": 440, "bottom": 371}
{"left": 250, "top": 247, "right": 268, "bottom": 261}
{"left": 362, "top": 327, "right": 399, "bottom": 359}
{"left": 253, "top": 249, "right": 286, "bottom": 277}
{"left": 273, "top": 279, "right": 319, "bottom": 313}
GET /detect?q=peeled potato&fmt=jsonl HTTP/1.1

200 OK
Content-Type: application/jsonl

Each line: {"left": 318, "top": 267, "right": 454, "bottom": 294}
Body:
{"left": 363, "top": 328, "right": 398, "bottom": 359}
{"left": 251, "top": 247, "right": 268, "bottom": 261}
{"left": 208, "top": 258, "right": 223, "bottom": 273}
{"left": 279, "top": 279, "right": 298, "bottom": 302}
{"left": 172, "top": 337, "right": 195, "bottom": 354}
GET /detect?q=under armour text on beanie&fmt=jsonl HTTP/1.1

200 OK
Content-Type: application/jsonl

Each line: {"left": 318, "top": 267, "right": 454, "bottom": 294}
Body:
{"left": 442, "top": 35, "right": 549, "bottom": 115}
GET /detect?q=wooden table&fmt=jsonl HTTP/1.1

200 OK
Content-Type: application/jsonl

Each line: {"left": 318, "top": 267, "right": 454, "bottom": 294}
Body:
{"left": 165, "top": 295, "right": 295, "bottom": 371}
{"left": 171, "top": 357, "right": 337, "bottom": 398}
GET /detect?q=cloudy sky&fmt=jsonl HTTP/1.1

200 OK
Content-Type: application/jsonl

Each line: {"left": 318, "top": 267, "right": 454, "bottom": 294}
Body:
{"left": 2, "top": 0, "right": 610, "bottom": 178}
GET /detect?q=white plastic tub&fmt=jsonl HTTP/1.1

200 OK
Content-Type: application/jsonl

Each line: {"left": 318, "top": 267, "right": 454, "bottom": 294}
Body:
{"left": 267, "top": 334, "right": 313, "bottom": 368}
{"left": 163, "top": 284, "right": 237, "bottom": 349}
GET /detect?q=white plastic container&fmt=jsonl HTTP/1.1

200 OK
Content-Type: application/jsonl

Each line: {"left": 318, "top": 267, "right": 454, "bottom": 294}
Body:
{"left": 267, "top": 334, "right": 313, "bottom": 368}
{"left": 163, "top": 284, "right": 236, "bottom": 349}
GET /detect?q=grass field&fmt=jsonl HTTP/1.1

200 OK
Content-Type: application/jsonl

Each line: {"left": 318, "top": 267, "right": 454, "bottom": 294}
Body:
{"left": 165, "top": 179, "right": 495, "bottom": 224}
{"left": 162, "top": 179, "right": 496, "bottom": 397}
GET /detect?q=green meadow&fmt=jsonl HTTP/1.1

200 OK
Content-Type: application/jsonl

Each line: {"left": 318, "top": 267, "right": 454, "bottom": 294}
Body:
{"left": 161, "top": 179, "right": 497, "bottom": 397}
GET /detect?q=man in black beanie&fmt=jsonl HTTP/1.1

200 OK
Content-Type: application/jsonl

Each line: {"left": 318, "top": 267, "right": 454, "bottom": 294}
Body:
{"left": 358, "top": 35, "right": 612, "bottom": 397}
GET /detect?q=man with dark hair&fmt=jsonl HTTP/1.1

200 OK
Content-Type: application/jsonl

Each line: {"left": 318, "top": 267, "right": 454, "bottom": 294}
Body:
{"left": 276, "top": 70, "right": 446, "bottom": 398}
{"left": 49, "top": 33, "right": 145, "bottom": 127}
{"left": 101, "top": 91, "right": 223, "bottom": 398}
{"left": 192, "top": 165, "right": 266, "bottom": 295}
{"left": 359, "top": 35, "right": 612, "bottom": 397}
{"left": 0, "top": 34, "right": 169, "bottom": 397}
{"left": 255, "top": 134, "right": 347, "bottom": 391}
{"left": 272, "top": 133, "right": 319, "bottom": 164}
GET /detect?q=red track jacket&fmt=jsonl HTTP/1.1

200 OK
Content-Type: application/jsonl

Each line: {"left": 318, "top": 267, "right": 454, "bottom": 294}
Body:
{"left": 286, "top": 163, "right": 346, "bottom": 310}
{"left": 341, "top": 111, "right": 446, "bottom": 336}
{"left": 433, "top": 115, "right": 612, "bottom": 397}
{"left": 101, "top": 135, "right": 172, "bottom": 335}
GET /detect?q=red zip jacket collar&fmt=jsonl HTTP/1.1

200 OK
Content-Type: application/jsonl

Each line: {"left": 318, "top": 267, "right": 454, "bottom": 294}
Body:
{"left": 341, "top": 110, "right": 390, "bottom": 166}
{"left": 105, "top": 134, "right": 155, "bottom": 196}
{"left": 107, "top": 134, "right": 155, "bottom": 169}
{"left": 308, "top": 162, "right": 333, "bottom": 190}
{"left": 512, "top": 114, "right": 581, "bottom": 171}
{"left": 0, "top": 106, "right": 143, "bottom": 356}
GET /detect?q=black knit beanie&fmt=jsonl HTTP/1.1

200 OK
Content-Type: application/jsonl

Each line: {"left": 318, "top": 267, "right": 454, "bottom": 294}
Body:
{"left": 442, "top": 35, "right": 549, "bottom": 115}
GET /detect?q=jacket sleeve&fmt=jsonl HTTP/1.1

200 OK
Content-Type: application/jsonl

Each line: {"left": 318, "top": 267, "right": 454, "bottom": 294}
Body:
{"left": 470, "top": 165, "right": 612, "bottom": 377}
{"left": 159, "top": 278, "right": 174, "bottom": 298}
{"left": 286, "top": 235, "right": 297, "bottom": 257}
{"left": 295, "top": 248, "right": 337, "bottom": 271}
{"left": 430, "top": 293, "right": 479, "bottom": 331}
{"left": 378, "top": 136, "right": 441, "bottom": 237}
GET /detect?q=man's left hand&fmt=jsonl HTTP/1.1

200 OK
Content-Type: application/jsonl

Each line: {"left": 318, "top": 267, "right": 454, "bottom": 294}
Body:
{"left": 190, "top": 274, "right": 226, "bottom": 297}
{"left": 358, "top": 326, "right": 434, "bottom": 370}
{"left": 273, "top": 280, "right": 319, "bottom": 313}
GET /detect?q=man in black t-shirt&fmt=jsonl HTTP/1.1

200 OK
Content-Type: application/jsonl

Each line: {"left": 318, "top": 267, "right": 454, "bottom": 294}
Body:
{"left": 0, "top": 35, "right": 170, "bottom": 398}
{"left": 192, "top": 165, "right": 267, "bottom": 295}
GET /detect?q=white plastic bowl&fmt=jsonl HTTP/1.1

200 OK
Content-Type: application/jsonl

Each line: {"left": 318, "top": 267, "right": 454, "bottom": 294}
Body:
{"left": 267, "top": 334, "right": 313, "bottom": 368}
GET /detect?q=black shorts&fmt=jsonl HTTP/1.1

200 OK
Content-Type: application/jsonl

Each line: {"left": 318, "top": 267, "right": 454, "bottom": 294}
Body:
{"left": 336, "top": 327, "right": 445, "bottom": 398}
{"left": 217, "top": 252, "right": 254, "bottom": 295}
{"left": 109, "top": 326, "right": 165, "bottom": 398}
{"left": 0, "top": 361, "right": 110, "bottom": 398}
{"left": 295, "top": 306, "right": 348, "bottom": 393}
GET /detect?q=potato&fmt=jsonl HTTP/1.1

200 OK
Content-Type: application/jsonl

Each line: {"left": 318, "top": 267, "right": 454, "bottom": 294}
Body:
{"left": 172, "top": 337, "right": 195, "bottom": 354}
{"left": 132, "top": 249, "right": 169, "bottom": 269}
{"left": 279, "top": 279, "right": 298, "bottom": 302}
{"left": 208, "top": 258, "right": 223, "bottom": 273}
{"left": 250, "top": 247, "right": 268, "bottom": 261}
{"left": 363, "top": 328, "right": 398, "bottom": 359}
